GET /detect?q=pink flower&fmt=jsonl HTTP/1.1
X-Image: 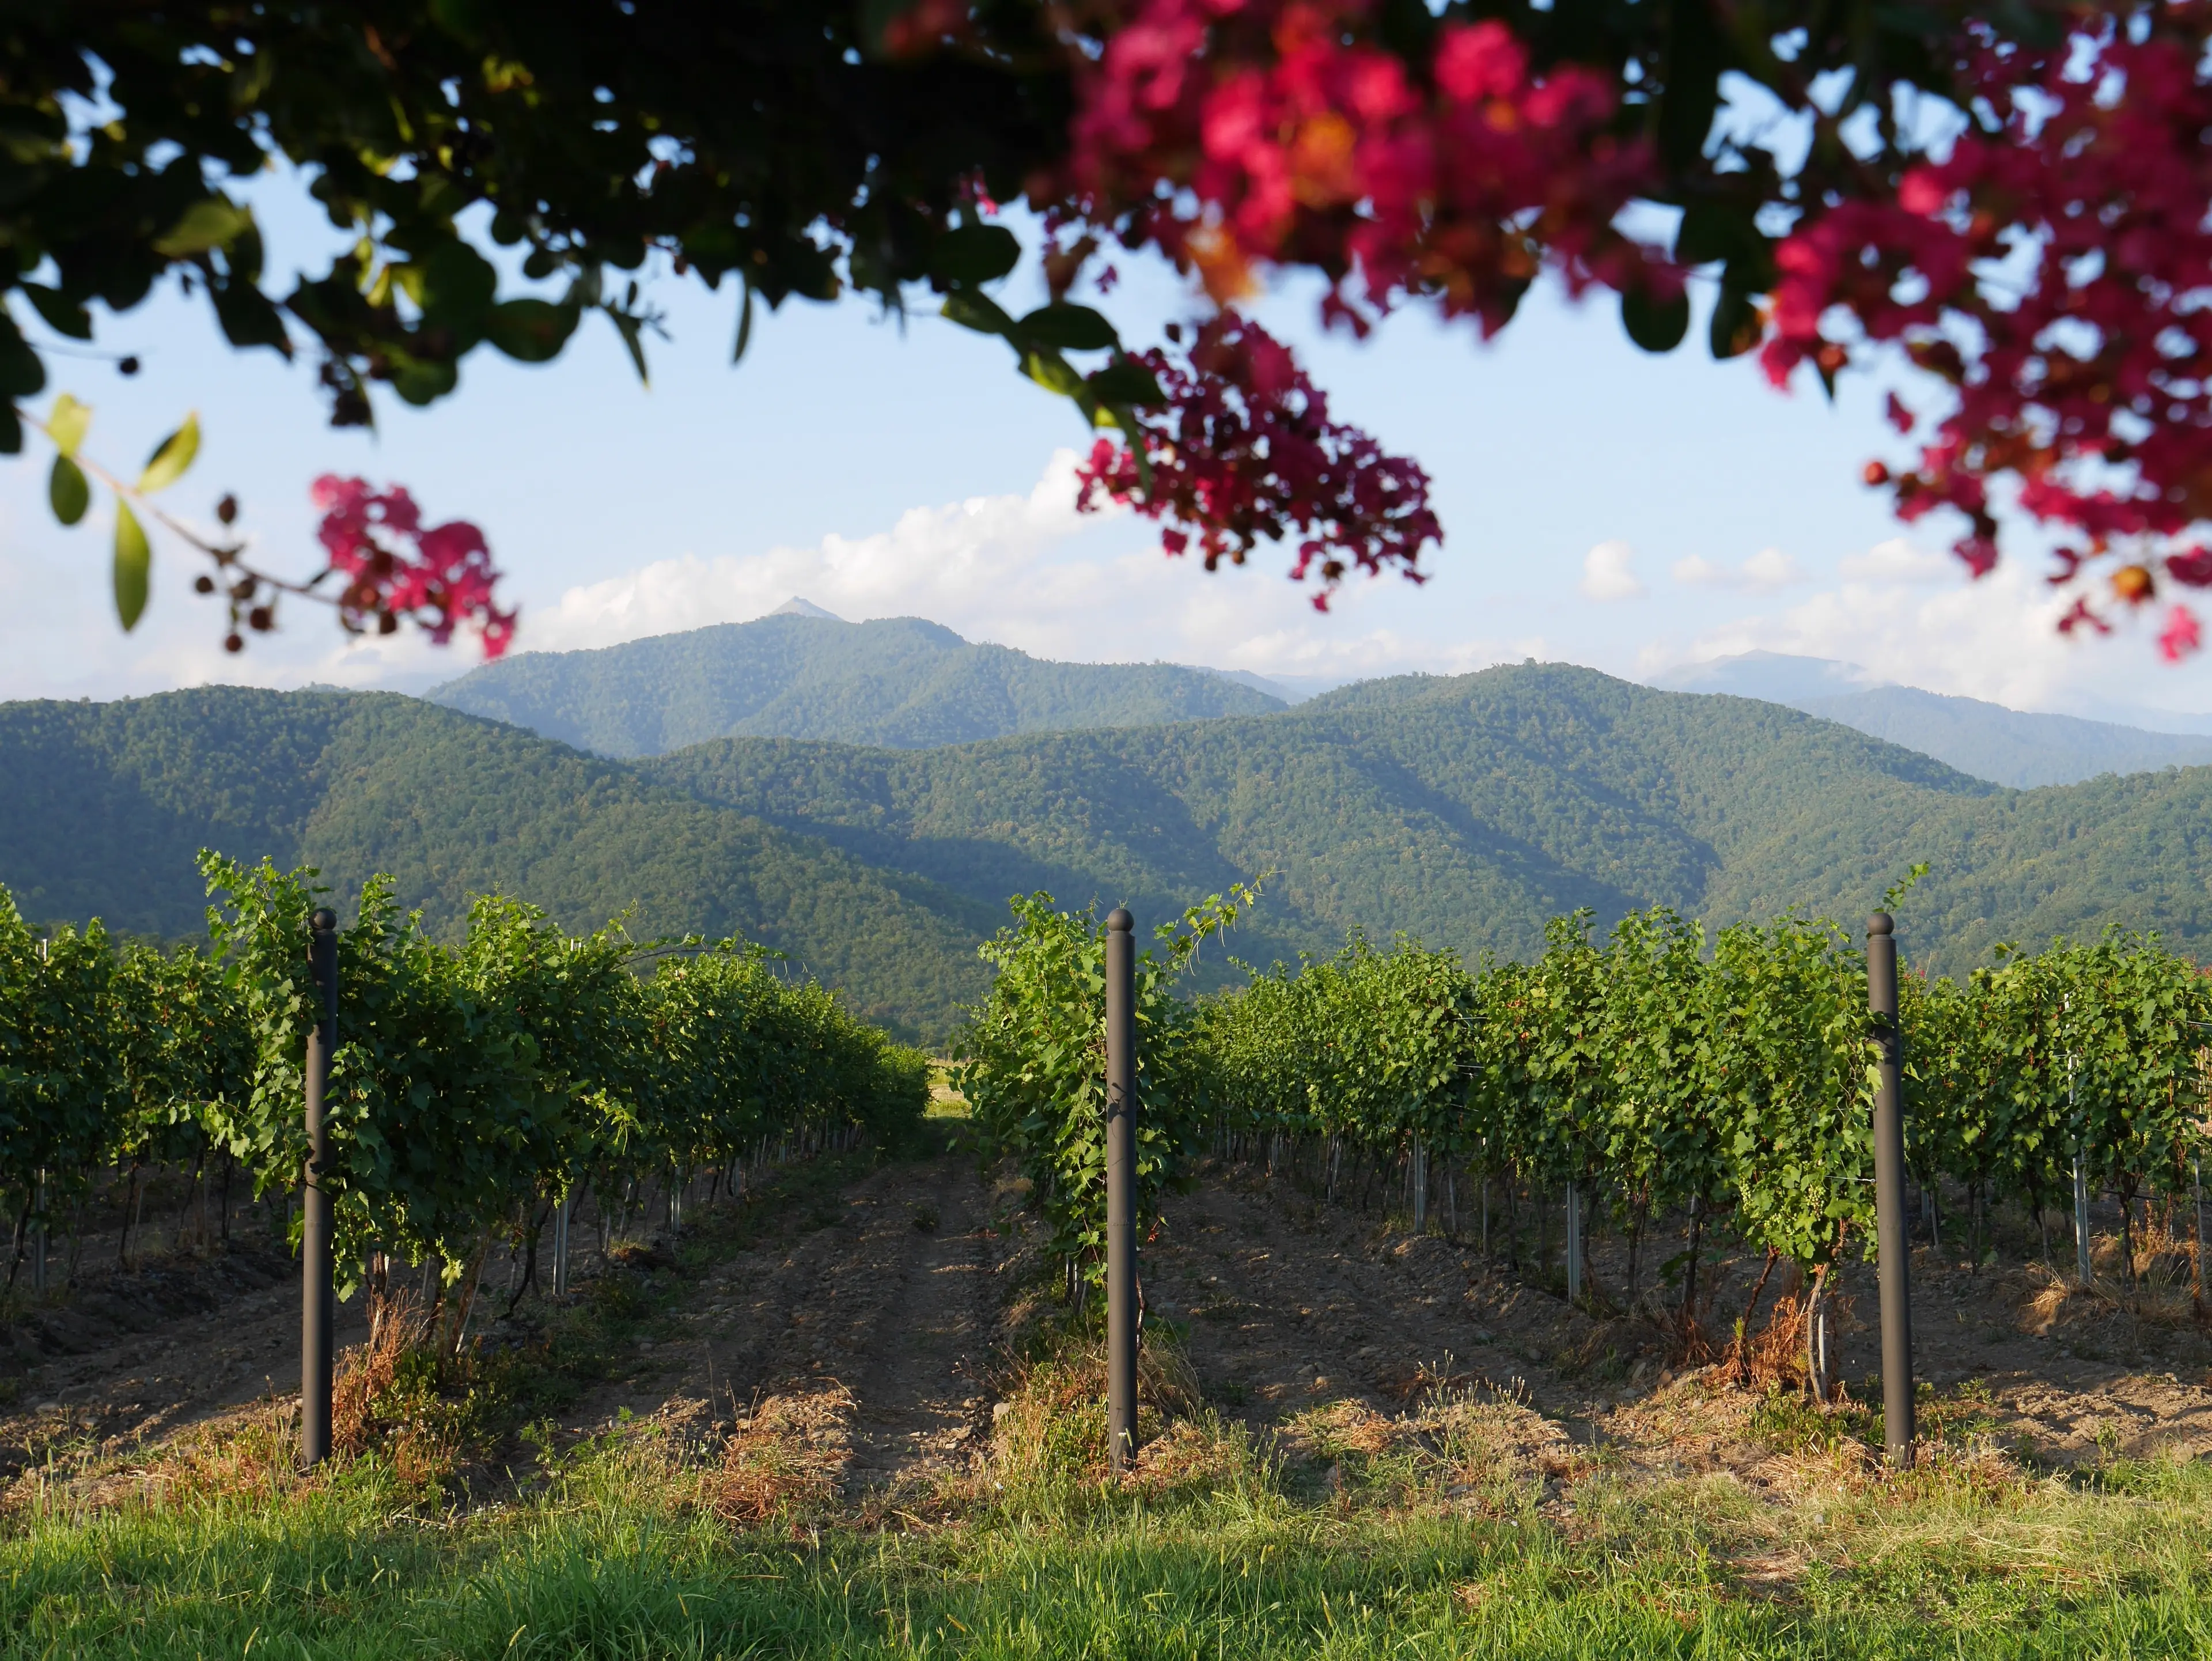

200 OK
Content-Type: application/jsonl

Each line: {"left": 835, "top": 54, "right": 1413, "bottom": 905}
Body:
{"left": 310, "top": 477, "right": 515, "bottom": 658}
{"left": 1434, "top": 21, "right": 1524, "bottom": 104}
{"left": 2159, "top": 604, "right": 2202, "bottom": 663}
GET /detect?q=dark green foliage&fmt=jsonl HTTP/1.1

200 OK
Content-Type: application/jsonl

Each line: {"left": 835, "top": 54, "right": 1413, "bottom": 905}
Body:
{"left": 0, "top": 688, "right": 987, "bottom": 1039}
{"left": 953, "top": 887, "right": 1251, "bottom": 1277}
{"left": 429, "top": 613, "right": 1284, "bottom": 756}
{"left": 1, "top": 858, "right": 930, "bottom": 1284}
{"left": 641, "top": 660, "right": 2212, "bottom": 982}
{"left": 16, "top": 663, "right": 2212, "bottom": 1043}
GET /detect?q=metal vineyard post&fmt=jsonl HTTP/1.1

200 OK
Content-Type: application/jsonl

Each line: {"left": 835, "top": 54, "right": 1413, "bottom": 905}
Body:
{"left": 552, "top": 1190, "right": 571, "bottom": 1297}
{"left": 1869, "top": 913, "right": 1915, "bottom": 1468}
{"left": 1565, "top": 1182, "right": 1584, "bottom": 1304}
{"left": 1104, "top": 906, "right": 1138, "bottom": 1473}
{"left": 301, "top": 907, "right": 337, "bottom": 1468}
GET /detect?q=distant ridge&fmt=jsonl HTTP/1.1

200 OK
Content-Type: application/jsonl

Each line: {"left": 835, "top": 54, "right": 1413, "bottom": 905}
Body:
{"left": 429, "top": 612, "right": 1285, "bottom": 756}
{"left": 1652, "top": 651, "right": 2212, "bottom": 787}
{"left": 17, "top": 663, "right": 2212, "bottom": 1036}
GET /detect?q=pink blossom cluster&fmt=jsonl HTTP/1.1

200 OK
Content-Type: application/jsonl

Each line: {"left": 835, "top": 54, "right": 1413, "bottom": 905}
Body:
{"left": 1074, "top": 312, "right": 1440, "bottom": 604}
{"left": 310, "top": 475, "right": 516, "bottom": 658}
{"left": 1071, "top": 1, "right": 1653, "bottom": 331}
{"left": 1760, "top": 12, "right": 2212, "bottom": 657}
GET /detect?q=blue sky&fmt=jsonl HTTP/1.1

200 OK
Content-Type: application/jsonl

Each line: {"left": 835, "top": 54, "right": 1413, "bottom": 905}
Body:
{"left": 6, "top": 176, "right": 2210, "bottom": 722}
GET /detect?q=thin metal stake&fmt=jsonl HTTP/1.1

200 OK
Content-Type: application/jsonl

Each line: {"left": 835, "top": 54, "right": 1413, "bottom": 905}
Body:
{"left": 1868, "top": 911, "right": 1915, "bottom": 1469}
{"left": 2194, "top": 1157, "right": 2206, "bottom": 1308}
{"left": 1104, "top": 907, "right": 1139, "bottom": 1473}
{"left": 301, "top": 908, "right": 338, "bottom": 1468}
{"left": 552, "top": 1190, "right": 571, "bottom": 1298}
{"left": 1565, "top": 1182, "right": 1583, "bottom": 1303}
{"left": 2074, "top": 1147, "right": 2093, "bottom": 1285}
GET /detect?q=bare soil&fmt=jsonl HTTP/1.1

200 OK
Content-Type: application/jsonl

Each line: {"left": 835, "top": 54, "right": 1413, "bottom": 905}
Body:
{"left": 9, "top": 1145, "right": 2212, "bottom": 1498}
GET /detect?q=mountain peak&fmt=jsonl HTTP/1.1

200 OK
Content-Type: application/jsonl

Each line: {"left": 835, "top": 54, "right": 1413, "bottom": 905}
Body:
{"left": 767, "top": 597, "right": 843, "bottom": 622}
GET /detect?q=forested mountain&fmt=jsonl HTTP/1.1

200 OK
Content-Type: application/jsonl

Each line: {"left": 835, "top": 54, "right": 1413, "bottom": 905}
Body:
{"left": 1791, "top": 686, "right": 2212, "bottom": 788}
{"left": 1654, "top": 650, "right": 2212, "bottom": 786}
{"left": 12, "top": 664, "right": 2212, "bottom": 1042}
{"left": 638, "top": 663, "right": 2212, "bottom": 979}
{"left": 428, "top": 610, "right": 1283, "bottom": 756}
{"left": 0, "top": 690, "right": 990, "bottom": 1038}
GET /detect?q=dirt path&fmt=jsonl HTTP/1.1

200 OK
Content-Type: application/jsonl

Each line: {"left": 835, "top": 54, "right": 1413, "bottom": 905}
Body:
{"left": 16, "top": 1147, "right": 2212, "bottom": 1496}
{"left": 1157, "top": 1159, "right": 2212, "bottom": 1473}
{"left": 1148, "top": 1168, "right": 1605, "bottom": 1433}
{"left": 0, "top": 1243, "right": 370, "bottom": 1478}
{"left": 571, "top": 1154, "right": 1004, "bottom": 1490}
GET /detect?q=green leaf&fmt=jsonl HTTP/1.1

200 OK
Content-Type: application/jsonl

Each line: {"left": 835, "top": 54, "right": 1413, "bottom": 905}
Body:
{"left": 1020, "top": 350, "right": 1086, "bottom": 398}
{"left": 137, "top": 413, "right": 200, "bottom": 493}
{"left": 1622, "top": 287, "right": 1691, "bottom": 354}
{"left": 929, "top": 224, "right": 1021, "bottom": 288}
{"left": 1085, "top": 358, "right": 1165, "bottom": 408}
{"left": 213, "top": 280, "right": 293, "bottom": 354}
{"left": 112, "top": 500, "right": 150, "bottom": 631}
{"left": 1014, "top": 304, "right": 1118, "bottom": 353}
{"left": 151, "top": 196, "right": 255, "bottom": 259}
{"left": 47, "top": 392, "right": 90, "bottom": 457}
{"left": 393, "top": 241, "right": 498, "bottom": 335}
{"left": 48, "top": 453, "right": 88, "bottom": 525}
{"left": 20, "top": 283, "right": 91, "bottom": 340}
{"left": 485, "top": 298, "right": 579, "bottom": 363}
{"left": 1709, "top": 282, "right": 1760, "bottom": 361}
{"left": 941, "top": 290, "right": 1016, "bottom": 337}
{"left": 604, "top": 305, "right": 650, "bottom": 387}
{"left": 732, "top": 279, "right": 755, "bottom": 364}
{"left": 0, "top": 313, "right": 46, "bottom": 398}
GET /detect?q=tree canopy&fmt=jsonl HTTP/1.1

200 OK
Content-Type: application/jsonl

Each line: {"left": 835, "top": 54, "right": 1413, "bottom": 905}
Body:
{"left": 7, "top": 2, "right": 2210, "bottom": 655}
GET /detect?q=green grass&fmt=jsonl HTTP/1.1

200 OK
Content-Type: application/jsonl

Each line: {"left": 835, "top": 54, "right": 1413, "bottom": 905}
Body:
{"left": 10, "top": 1428, "right": 2212, "bottom": 1658}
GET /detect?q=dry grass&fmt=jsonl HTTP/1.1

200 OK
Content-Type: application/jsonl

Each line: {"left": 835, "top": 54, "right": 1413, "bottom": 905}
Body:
{"left": 2020, "top": 1254, "right": 2202, "bottom": 1331}
{"left": 986, "top": 1333, "right": 1227, "bottom": 1494}
{"left": 712, "top": 1384, "right": 854, "bottom": 1524}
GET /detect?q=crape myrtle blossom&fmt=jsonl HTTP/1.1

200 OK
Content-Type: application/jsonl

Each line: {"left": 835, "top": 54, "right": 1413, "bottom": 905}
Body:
{"left": 1762, "top": 7, "right": 2212, "bottom": 658}
{"left": 1043, "top": 0, "right": 2212, "bottom": 657}
{"left": 311, "top": 476, "right": 516, "bottom": 659}
{"left": 23, "top": 1, "right": 2212, "bottom": 659}
{"left": 1073, "top": 312, "right": 1441, "bottom": 604}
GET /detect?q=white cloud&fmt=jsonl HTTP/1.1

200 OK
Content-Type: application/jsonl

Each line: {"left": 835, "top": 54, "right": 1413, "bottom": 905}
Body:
{"left": 1639, "top": 539, "right": 2212, "bottom": 714}
{"left": 0, "top": 451, "right": 1575, "bottom": 702}
{"left": 1578, "top": 540, "right": 1645, "bottom": 602}
{"left": 1671, "top": 547, "right": 1804, "bottom": 593}
{"left": 524, "top": 450, "right": 1538, "bottom": 684}
{"left": 1837, "top": 538, "right": 1949, "bottom": 585}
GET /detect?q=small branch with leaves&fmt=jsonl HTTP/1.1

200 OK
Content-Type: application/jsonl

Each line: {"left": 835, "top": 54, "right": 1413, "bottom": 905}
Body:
{"left": 24, "top": 395, "right": 516, "bottom": 659}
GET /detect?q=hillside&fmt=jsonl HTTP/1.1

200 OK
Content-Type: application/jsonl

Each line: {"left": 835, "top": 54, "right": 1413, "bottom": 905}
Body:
{"left": 428, "top": 610, "right": 1283, "bottom": 756}
{"left": 0, "top": 690, "right": 990, "bottom": 1038}
{"left": 639, "top": 663, "right": 2212, "bottom": 978}
{"left": 1792, "top": 685, "right": 2212, "bottom": 788}
{"left": 1653, "top": 650, "right": 2212, "bottom": 786}
{"left": 13, "top": 667, "right": 2212, "bottom": 1041}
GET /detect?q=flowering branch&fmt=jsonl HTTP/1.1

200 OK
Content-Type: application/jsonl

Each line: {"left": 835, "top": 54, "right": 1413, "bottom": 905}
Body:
{"left": 24, "top": 394, "right": 514, "bottom": 658}
{"left": 1074, "top": 313, "right": 1438, "bottom": 605}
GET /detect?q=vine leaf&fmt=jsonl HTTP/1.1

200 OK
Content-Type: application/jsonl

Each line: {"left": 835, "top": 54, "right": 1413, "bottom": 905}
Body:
{"left": 48, "top": 454, "right": 88, "bottom": 525}
{"left": 48, "top": 393, "right": 90, "bottom": 457}
{"left": 138, "top": 414, "right": 200, "bottom": 493}
{"left": 113, "top": 500, "right": 151, "bottom": 630}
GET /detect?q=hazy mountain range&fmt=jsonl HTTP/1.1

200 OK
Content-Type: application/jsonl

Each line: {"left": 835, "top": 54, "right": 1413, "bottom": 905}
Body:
{"left": 14, "top": 649, "right": 2212, "bottom": 1038}
{"left": 430, "top": 601, "right": 1287, "bottom": 756}
{"left": 1650, "top": 650, "right": 2212, "bottom": 788}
